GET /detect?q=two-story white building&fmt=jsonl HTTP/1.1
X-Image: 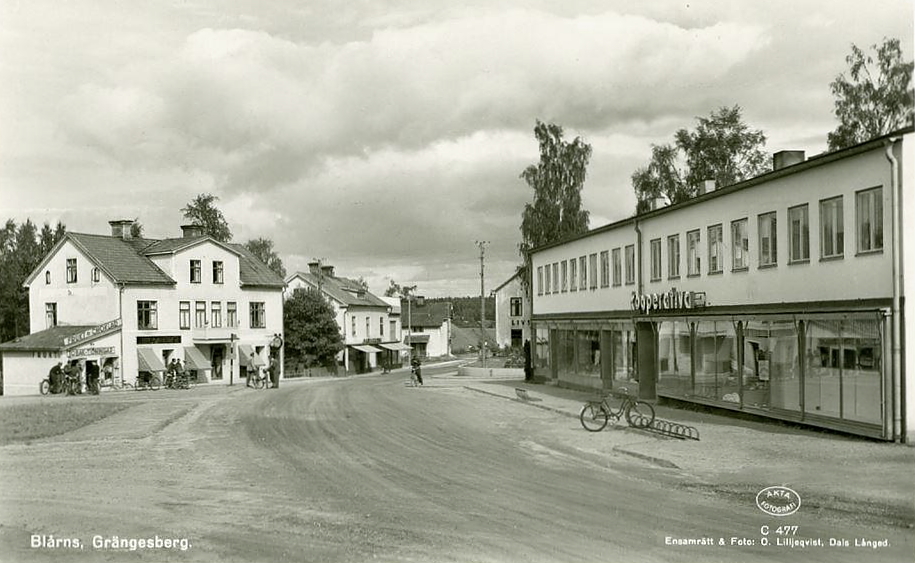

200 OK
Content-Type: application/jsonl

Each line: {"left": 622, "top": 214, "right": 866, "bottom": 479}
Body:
{"left": 401, "top": 297, "right": 452, "bottom": 359}
{"left": 286, "top": 263, "right": 409, "bottom": 373}
{"left": 529, "top": 129, "right": 913, "bottom": 441}
{"left": 493, "top": 272, "right": 530, "bottom": 350}
{"left": 0, "top": 221, "right": 286, "bottom": 395}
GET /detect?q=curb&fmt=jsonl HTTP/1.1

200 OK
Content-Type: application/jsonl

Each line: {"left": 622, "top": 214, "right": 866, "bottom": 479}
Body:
{"left": 464, "top": 385, "right": 680, "bottom": 469}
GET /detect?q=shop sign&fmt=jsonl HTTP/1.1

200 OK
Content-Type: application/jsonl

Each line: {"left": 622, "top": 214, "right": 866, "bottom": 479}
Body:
{"left": 63, "top": 318, "right": 122, "bottom": 348}
{"left": 631, "top": 288, "right": 707, "bottom": 314}
{"left": 363, "top": 338, "right": 381, "bottom": 345}
{"left": 67, "top": 346, "right": 115, "bottom": 359}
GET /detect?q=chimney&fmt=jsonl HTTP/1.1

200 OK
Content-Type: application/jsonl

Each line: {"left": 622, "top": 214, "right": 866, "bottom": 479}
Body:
{"left": 697, "top": 179, "right": 716, "bottom": 195}
{"left": 180, "top": 224, "right": 204, "bottom": 238}
{"left": 321, "top": 265, "right": 335, "bottom": 278}
{"left": 108, "top": 219, "right": 134, "bottom": 240}
{"left": 415, "top": 296, "right": 425, "bottom": 307}
{"left": 773, "top": 150, "right": 805, "bottom": 171}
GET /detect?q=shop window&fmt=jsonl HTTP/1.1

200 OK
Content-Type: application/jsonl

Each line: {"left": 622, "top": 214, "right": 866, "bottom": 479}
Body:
{"left": 250, "top": 302, "right": 266, "bottom": 329}
{"left": 650, "top": 239, "right": 661, "bottom": 282}
{"left": 819, "top": 196, "right": 844, "bottom": 259}
{"left": 576, "top": 330, "right": 601, "bottom": 378}
{"left": 179, "top": 301, "right": 190, "bottom": 330}
{"left": 579, "top": 256, "right": 587, "bottom": 290}
{"left": 612, "top": 326, "right": 637, "bottom": 384}
{"left": 600, "top": 251, "right": 610, "bottom": 287}
{"left": 744, "top": 319, "right": 798, "bottom": 412}
{"left": 667, "top": 235, "right": 680, "bottom": 279}
{"left": 137, "top": 301, "right": 157, "bottom": 330}
{"left": 707, "top": 224, "right": 723, "bottom": 274}
{"left": 687, "top": 230, "right": 701, "bottom": 276}
{"left": 624, "top": 245, "right": 635, "bottom": 285}
{"left": 534, "top": 327, "right": 550, "bottom": 369}
{"left": 758, "top": 212, "right": 777, "bottom": 267}
{"left": 789, "top": 204, "right": 809, "bottom": 263}
{"left": 190, "top": 259, "right": 202, "bottom": 283}
{"left": 657, "top": 321, "right": 691, "bottom": 398}
{"left": 569, "top": 259, "right": 577, "bottom": 291}
{"left": 612, "top": 248, "right": 622, "bottom": 286}
{"left": 556, "top": 329, "right": 576, "bottom": 376}
{"left": 692, "top": 321, "right": 739, "bottom": 403}
{"left": 731, "top": 218, "right": 749, "bottom": 271}
{"left": 66, "top": 258, "right": 77, "bottom": 283}
{"left": 856, "top": 187, "right": 883, "bottom": 254}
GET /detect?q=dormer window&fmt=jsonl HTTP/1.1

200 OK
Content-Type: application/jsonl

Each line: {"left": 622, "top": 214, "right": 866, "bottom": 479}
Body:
{"left": 190, "top": 260, "right": 202, "bottom": 284}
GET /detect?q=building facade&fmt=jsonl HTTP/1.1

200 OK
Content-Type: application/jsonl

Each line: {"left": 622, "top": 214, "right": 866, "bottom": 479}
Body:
{"left": 0, "top": 221, "right": 286, "bottom": 395}
{"left": 401, "top": 297, "right": 452, "bottom": 359}
{"left": 286, "top": 263, "right": 409, "bottom": 373}
{"left": 493, "top": 272, "right": 530, "bottom": 350}
{"left": 529, "top": 130, "right": 913, "bottom": 441}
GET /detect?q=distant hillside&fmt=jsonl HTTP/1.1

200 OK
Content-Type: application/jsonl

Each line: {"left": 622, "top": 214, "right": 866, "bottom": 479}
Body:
{"left": 426, "top": 296, "right": 493, "bottom": 327}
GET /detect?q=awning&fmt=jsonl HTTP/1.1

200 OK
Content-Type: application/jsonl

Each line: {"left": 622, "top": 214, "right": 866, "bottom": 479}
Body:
{"left": 137, "top": 348, "right": 166, "bottom": 372}
{"left": 184, "top": 346, "right": 211, "bottom": 370}
{"left": 238, "top": 344, "right": 266, "bottom": 367}
{"left": 405, "top": 334, "right": 430, "bottom": 344}
{"left": 351, "top": 345, "right": 382, "bottom": 354}
{"left": 380, "top": 342, "right": 412, "bottom": 351}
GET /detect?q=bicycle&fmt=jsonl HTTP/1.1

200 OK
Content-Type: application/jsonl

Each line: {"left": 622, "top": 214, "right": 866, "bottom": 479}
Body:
{"left": 135, "top": 373, "right": 161, "bottom": 391}
{"left": 579, "top": 387, "right": 655, "bottom": 432}
{"left": 109, "top": 377, "right": 133, "bottom": 391}
{"left": 250, "top": 371, "right": 269, "bottom": 390}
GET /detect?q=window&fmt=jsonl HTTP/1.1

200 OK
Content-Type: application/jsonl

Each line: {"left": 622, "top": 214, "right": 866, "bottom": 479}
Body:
{"left": 213, "top": 261, "right": 224, "bottom": 284}
{"left": 227, "top": 302, "right": 237, "bottom": 328}
{"left": 789, "top": 204, "right": 810, "bottom": 263}
{"left": 351, "top": 315, "right": 356, "bottom": 336}
{"left": 380, "top": 317, "right": 385, "bottom": 337}
{"left": 390, "top": 320, "right": 397, "bottom": 340}
{"left": 66, "top": 258, "right": 77, "bottom": 283}
{"left": 92, "top": 267, "right": 100, "bottom": 283}
{"left": 650, "top": 239, "right": 662, "bottom": 281}
{"left": 569, "top": 259, "right": 577, "bottom": 291}
{"left": 179, "top": 301, "right": 190, "bottom": 330}
{"left": 708, "top": 224, "right": 723, "bottom": 274}
{"left": 758, "top": 212, "right": 777, "bottom": 267}
{"left": 190, "top": 260, "right": 201, "bottom": 283}
{"left": 588, "top": 254, "right": 598, "bottom": 289}
{"left": 579, "top": 256, "right": 587, "bottom": 290}
{"left": 552, "top": 263, "right": 559, "bottom": 293}
{"left": 600, "top": 250, "right": 610, "bottom": 287}
{"left": 820, "top": 196, "right": 844, "bottom": 259}
{"left": 365, "top": 317, "right": 370, "bottom": 337}
{"left": 857, "top": 187, "right": 883, "bottom": 253}
{"left": 544, "top": 264, "right": 551, "bottom": 294}
{"left": 687, "top": 230, "right": 701, "bottom": 276}
{"left": 250, "top": 302, "right": 266, "bottom": 329}
{"left": 137, "top": 301, "right": 157, "bottom": 330}
{"left": 45, "top": 303, "right": 57, "bottom": 328}
{"left": 561, "top": 260, "right": 568, "bottom": 292}
{"left": 45, "top": 271, "right": 50, "bottom": 284}
{"left": 510, "top": 297, "right": 522, "bottom": 317}
{"left": 612, "top": 248, "right": 622, "bottom": 286}
{"left": 731, "top": 218, "right": 749, "bottom": 271}
{"left": 537, "top": 266, "right": 543, "bottom": 295}
{"left": 195, "top": 301, "right": 207, "bottom": 328}
{"left": 211, "top": 302, "right": 222, "bottom": 328}
{"left": 624, "top": 245, "right": 635, "bottom": 285}
{"left": 667, "top": 235, "right": 680, "bottom": 279}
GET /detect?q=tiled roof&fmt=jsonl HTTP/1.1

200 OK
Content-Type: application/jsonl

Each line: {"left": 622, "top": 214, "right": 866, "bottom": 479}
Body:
{"left": 69, "top": 233, "right": 175, "bottom": 285}
{"left": 229, "top": 244, "right": 286, "bottom": 288}
{"left": 290, "top": 272, "right": 389, "bottom": 308}
{"left": 141, "top": 236, "right": 211, "bottom": 255}
{"left": 0, "top": 325, "right": 94, "bottom": 351}
{"left": 402, "top": 300, "right": 452, "bottom": 327}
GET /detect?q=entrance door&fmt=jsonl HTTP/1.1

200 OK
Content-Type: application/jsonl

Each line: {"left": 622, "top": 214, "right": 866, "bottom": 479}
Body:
{"left": 211, "top": 345, "right": 224, "bottom": 380}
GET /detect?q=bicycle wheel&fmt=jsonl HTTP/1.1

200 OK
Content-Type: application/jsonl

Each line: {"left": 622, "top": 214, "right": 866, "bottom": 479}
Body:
{"left": 579, "top": 402, "right": 610, "bottom": 432}
{"left": 625, "top": 400, "right": 655, "bottom": 428}
{"left": 149, "top": 375, "right": 161, "bottom": 391}
{"left": 40, "top": 379, "right": 50, "bottom": 395}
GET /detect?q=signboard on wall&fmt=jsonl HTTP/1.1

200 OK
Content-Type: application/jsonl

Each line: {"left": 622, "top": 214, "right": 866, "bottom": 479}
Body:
{"left": 63, "top": 318, "right": 122, "bottom": 348}
{"left": 630, "top": 289, "right": 707, "bottom": 315}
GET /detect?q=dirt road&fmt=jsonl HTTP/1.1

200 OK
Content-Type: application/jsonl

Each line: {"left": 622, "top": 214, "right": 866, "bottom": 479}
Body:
{"left": 1, "top": 371, "right": 911, "bottom": 562}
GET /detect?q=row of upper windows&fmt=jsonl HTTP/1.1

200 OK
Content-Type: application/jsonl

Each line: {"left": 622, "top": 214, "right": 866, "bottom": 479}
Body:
{"left": 537, "top": 186, "right": 883, "bottom": 295}
{"left": 47, "top": 260, "right": 101, "bottom": 285}
{"left": 348, "top": 315, "right": 397, "bottom": 339}
{"left": 46, "top": 259, "right": 227, "bottom": 285}
{"left": 45, "top": 300, "right": 266, "bottom": 330}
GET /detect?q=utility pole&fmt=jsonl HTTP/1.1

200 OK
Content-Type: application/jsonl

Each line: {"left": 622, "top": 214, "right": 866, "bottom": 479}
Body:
{"left": 475, "top": 240, "right": 489, "bottom": 366}
{"left": 403, "top": 284, "right": 417, "bottom": 358}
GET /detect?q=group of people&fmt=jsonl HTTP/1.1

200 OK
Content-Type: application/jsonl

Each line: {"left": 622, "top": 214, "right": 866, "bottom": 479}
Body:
{"left": 247, "top": 354, "right": 280, "bottom": 389}
{"left": 165, "top": 358, "right": 190, "bottom": 388}
{"left": 47, "top": 360, "right": 99, "bottom": 394}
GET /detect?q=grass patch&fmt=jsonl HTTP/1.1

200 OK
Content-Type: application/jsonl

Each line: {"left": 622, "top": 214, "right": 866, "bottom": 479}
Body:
{"left": 0, "top": 401, "right": 133, "bottom": 445}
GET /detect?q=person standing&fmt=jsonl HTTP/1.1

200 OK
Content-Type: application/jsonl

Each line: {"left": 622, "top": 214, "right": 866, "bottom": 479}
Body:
{"left": 48, "top": 361, "right": 64, "bottom": 394}
{"left": 410, "top": 355, "right": 423, "bottom": 386}
{"left": 523, "top": 340, "right": 533, "bottom": 382}
{"left": 268, "top": 356, "right": 279, "bottom": 388}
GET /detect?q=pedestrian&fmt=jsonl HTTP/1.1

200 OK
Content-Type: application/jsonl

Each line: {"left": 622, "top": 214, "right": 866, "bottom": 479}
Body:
{"left": 76, "top": 361, "right": 86, "bottom": 394}
{"left": 268, "top": 356, "right": 279, "bottom": 388}
{"left": 48, "top": 361, "right": 63, "bottom": 394}
{"left": 523, "top": 339, "right": 533, "bottom": 382}
{"left": 410, "top": 355, "right": 423, "bottom": 386}
{"left": 246, "top": 353, "right": 256, "bottom": 387}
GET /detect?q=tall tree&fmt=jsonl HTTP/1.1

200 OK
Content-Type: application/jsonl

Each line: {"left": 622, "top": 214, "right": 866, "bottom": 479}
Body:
{"left": 283, "top": 287, "right": 344, "bottom": 369}
{"left": 181, "top": 193, "right": 232, "bottom": 242}
{"left": 828, "top": 37, "right": 914, "bottom": 151}
{"left": 130, "top": 219, "right": 144, "bottom": 239}
{"left": 632, "top": 105, "right": 769, "bottom": 213}
{"left": 384, "top": 280, "right": 402, "bottom": 297}
{"left": 244, "top": 237, "right": 286, "bottom": 278}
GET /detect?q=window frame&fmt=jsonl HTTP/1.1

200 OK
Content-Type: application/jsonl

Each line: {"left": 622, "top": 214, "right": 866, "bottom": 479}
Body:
{"left": 179, "top": 301, "right": 190, "bottom": 330}
{"left": 667, "top": 234, "right": 680, "bottom": 279}
{"left": 731, "top": 218, "right": 749, "bottom": 272}
{"left": 758, "top": 211, "right": 778, "bottom": 268}
{"left": 213, "top": 260, "right": 224, "bottom": 284}
{"left": 819, "top": 196, "right": 844, "bottom": 260}
{"left": 195, "top": 301, "right": 207, "bottom": 328}
{"left": 588, "top": 254, "right": 598, "bottom": 289}
{"left": 66, "top": 258, "right": 77, "bottom": 284}
{"left": 579, "top": 256, "right": 587, "bottom": 290}
{"left": 250, "top": 302, "right": 266, "bottom": 329}
{"left": 612, "top": 248, "right": 622, "bottom": 287}
{"left": 599, "top": 250, "right": 610, "bottom": 287}
{"left": 569, "top": 258, "right": 577, "bottom": 292}
{"left": 227, "top": 302, "right": 237, "bottom": 328}
{"left": 856, "top": 187, "right": 883, "bottom": 255}
{"left": 45, "top": 302, "right": 57, "bottom": 329}
{"left": 788, "top": 203, "right": 810, "bottom": 264}
{"left": 707, "top": 224, "right": 723, "bottom": 274}
{"left": 687, "top": 229, "right": 701, "bottom": 277}
{"left": 510, "top": 297, "right": 522, "bottom": 317}
{"left": 137, "top": 300, "right": 158, "bottom": 330}
{"left": 649, "top": 238, "right": 662, "bottom": 282}
{"left": 624, "top": 245, "right": 635, "bottom": 285}
{"left": 190, "top": 259, "right": 202, "bottom": 284}
{"left": 561, "top": 260, "right": 568, "bottom": 292}
{"left": 211, "top": 301, "right": 222, "bottom": 328}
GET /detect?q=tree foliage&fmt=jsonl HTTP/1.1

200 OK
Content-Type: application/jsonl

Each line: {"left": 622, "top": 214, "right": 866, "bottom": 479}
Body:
{"left": 632, "top": 105, "right": 769, "bottom": 214}
{"left": 283, "top": 287, "right": 343, "bottom": 368}
{"left": 383, "top": 280, "right": 402, "bottom": 297}
{"left": 0, "top": 219, "right": 66, "bottom": 342}
{"left": 244, "top": 237, "right": 286, "bottom": 279}
{"left": 181, "top": 193, "right": 232, "bottom": 242}
{"left": 828, "top": 37, "right": 914, "bottom": 151}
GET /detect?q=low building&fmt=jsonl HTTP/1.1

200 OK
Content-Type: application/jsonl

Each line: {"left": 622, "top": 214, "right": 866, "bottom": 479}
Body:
{"left": 286, "top": 263, "right": 409, "bottom": 373}
{"left": 493, "top": 271, "right": 530, "bottom": 350}
{"left": 402, "top": 297, "right": 452, "bottom": 358}
{"left": 528, "top": 129, "right": 913, "bottom": 441}
{"left": 0, "top": 221, "right": 286, "bottom": 395}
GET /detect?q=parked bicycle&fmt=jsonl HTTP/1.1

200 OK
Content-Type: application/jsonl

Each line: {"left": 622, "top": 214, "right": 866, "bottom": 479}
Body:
{"left": 135, "top": 373, "right": 161, "bottom": 391}
{"left": 579, "top": 387, "right": 655, "bottom": 431}
{"left": 39, "top": 372, "right": 79, "bottom": 395}
{"left": 250, "top": 370, "right": 269, "bottom": 390}
{"left": 109, "top": 377, "right": 133, "bottom": 391}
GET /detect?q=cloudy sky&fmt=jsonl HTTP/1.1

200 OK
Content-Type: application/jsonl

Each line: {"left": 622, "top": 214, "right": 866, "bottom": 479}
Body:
{"left": 1, "top": 1, "right": 912, "bottom": 297}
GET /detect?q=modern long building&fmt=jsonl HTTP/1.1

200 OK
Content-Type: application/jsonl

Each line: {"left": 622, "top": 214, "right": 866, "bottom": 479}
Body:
{"left": 0, "top": 221, "right": 286, "bottom": 395}
{"left": 528, "top": 129, "right": 913, "bottom": 441}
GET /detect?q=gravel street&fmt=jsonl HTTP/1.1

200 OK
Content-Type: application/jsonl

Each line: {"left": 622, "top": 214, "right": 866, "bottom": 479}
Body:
{"left": 1, "top": 367, "right": 912, "bottom": 563}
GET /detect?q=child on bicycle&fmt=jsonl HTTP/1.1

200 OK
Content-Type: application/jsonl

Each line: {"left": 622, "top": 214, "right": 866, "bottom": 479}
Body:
{"left": 410, "top": 355, "right": 423, "bottom": 386}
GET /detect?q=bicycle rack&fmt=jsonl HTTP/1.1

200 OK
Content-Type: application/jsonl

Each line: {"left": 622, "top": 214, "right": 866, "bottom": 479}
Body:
{"left": 629, "top": 414, "right": 701, "bottom": 441}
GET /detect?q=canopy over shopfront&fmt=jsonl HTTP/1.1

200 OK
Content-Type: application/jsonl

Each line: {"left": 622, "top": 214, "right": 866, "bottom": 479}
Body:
{"left": 351, "top": 345, "right": 382, "bottom": 354}
{"left": 137, "top": 348, "right": 166, "bottom": 372}
{"left": 238, "top": 344, "right": 266, "bottom": 368}
{"left": 380, "top": 342, "right": 412, "bottom": 351}
{"left": 183, "top": 346, "right": 211, "bottom": 370}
